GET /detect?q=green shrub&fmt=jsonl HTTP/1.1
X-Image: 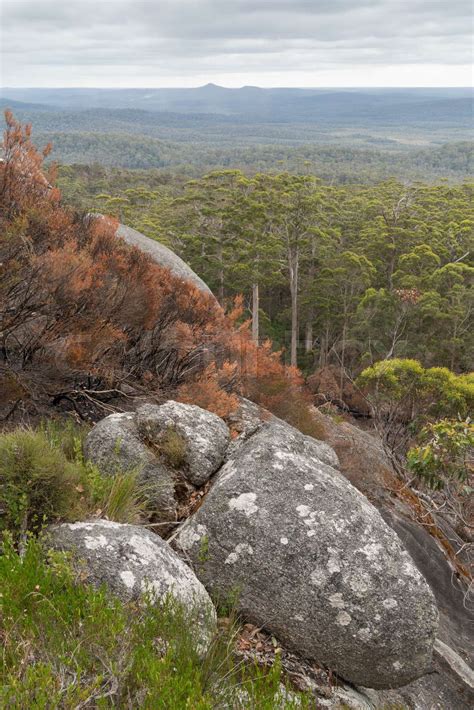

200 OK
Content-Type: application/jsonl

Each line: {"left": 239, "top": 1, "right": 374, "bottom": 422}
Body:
{"left": 0, "top": 535, "right": 307, "bottom": 709}
{"left": 0, "top": 427, "right": 89, "bottom": 536}
{"left": 0, "top": 422, "right": 147, "bottom": 538}
{"left": 407, "top": 417, "right": 474, "bottom": 490}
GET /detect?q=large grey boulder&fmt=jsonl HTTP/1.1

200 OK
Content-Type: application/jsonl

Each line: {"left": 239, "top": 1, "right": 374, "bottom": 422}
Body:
{"left": 136, "top": 402, "right": 230, "bottom": 486}
{"left": 48, "top": 519, "right": 217, "bottom": 654}
{"left": 83, "top": 411, "right": 175, "bottom": 519}
{"left": 176, "top": 418, "right": 438, "bottom": 689}
{"left": 116, "top": 223, "right": 214, "bottom": 297}
{"left": 310, "top": 407, "right": 473, "bottom": 706}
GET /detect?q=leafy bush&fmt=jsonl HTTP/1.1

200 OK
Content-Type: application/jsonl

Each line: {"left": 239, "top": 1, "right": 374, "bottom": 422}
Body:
{"left": 357, "top": 359, "right": 474, "bottom": 423}
{"left": 407, "top": 417, "right": 474, "bottom": 490}
{"left": 0, "top": 535, "right": 306, "bottom": 709}
{"left": 356, "top": 358, "right": 474, "bottom": 470}
{"left": 0, "top": 422, "right": 146, "bottom": 538}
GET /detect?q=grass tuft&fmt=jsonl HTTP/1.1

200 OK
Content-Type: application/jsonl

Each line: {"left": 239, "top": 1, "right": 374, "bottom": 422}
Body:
{"left": 157, "top": 426, "right": 187, "bottom": 469}
{"left": 0, "top": 421, "right": 147, "bottom": 539}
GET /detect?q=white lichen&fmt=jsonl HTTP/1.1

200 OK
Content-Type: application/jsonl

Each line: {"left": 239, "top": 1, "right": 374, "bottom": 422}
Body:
{"left": 129, "top": 535, "right": 160, "bottom": 564}
{"left": 336, "top": 611, "right": 352, "bottom": 626}
{"left": 225, "top": 543, "right": 254, "bottom": 565}
{"left": 84, "top": 534, "right": 108, "bottom": 550}
{"left": 348, "top": 574, "right": 369, "bottom": 596}
{"left": 327, "top": 548, "right": 342, "bottom": 575}
{"left": 310, "top": 570, "right": 324, "bottom": 586}
{"left": 178, "top": 524, "right": 208, "bottom": 551}
{"left": 358, "top": 627, "right": 372, "bottom": 641}
{"left": 359, "top": 542, "right": 383, "bottom": 561}
{"left": 329, "top": 593, "right": 346, "bottom": 609}
{"left": 120, "top": 570, "right": 136, "bottom": 589}
{"left": 229, "top": 492, "right": 259, "bottom": 516}
{"left": 225, "top": 552, "right": 239, "bottom": 565}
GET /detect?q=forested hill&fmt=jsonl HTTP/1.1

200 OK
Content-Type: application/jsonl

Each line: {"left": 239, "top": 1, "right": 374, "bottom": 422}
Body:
{"left": 1, "top": 87, "right": 472, "bottom": 182}
{"left": 28, "top": 133, "right": 474, "bottom": 182}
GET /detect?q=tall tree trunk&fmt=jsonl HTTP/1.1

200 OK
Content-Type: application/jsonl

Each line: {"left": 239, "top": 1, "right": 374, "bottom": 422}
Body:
{"left": 305, "top": 235, "right": 316, "bottom": 355}
{"left": 289, "top": 248, "right": 299, "bottom": 367}
{"left": 319, "top": 324, "right": 329, "bottom": 367}
{"left": 252, "top": 281, "right": 259, "bottom": 344}
{"left": 340, "top": 319, "right": 347, "bottom": 399}
{"left": 217, "top": 243, "right": 224, "bottom": 305}
{"left": 305, "top": 321, "right": 313, "bottom": 353}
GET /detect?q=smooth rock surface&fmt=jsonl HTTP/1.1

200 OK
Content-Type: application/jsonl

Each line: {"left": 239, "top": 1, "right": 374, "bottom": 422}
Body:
{"left": 48, "top": 519, "right": 217, "bottom": 653}
{"left": 177, "top": 418, "right": 438, "bottom": 689}
{"left": 116, "top": 223, "right": 214, "bottom": 297}
{"left": 136, "top": 401, "right": 230, "bottom": 486}
{"left": 84, "top": 411, "right": 176, "bottom": 518}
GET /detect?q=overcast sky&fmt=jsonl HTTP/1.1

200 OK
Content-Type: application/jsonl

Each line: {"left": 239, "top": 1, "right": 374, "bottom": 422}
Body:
{"left": 1, "top": 0, "right": 472, "bottom": 88}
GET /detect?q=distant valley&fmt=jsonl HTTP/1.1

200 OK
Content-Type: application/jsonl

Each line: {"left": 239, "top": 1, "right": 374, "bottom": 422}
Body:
{"left": 1, "top": 86, "right": 472, "bottom": 181}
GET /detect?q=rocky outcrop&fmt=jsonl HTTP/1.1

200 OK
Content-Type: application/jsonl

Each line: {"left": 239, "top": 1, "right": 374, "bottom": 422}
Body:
{"left": 81, "top": 398, "right": 471, "bottom": 699}
{"left": 84, "top": 402, "right": 231, "bottom": 524}
{"left": 136, "top": 401, "right": 229, "bottom": 486}
{"left": 47, "top": 519, "right": 217, "bottom": 654}
{"left": 310, "top": 406, "right": 474, "bottom": 707}
{"left": 83, "top": 411, "right": 176, "bottom": 518}
{"left": 116, "top": 223, "right": 214, "bottom": 297}
{"left": 176, "top": 417, "right": 438, "bottom": 689}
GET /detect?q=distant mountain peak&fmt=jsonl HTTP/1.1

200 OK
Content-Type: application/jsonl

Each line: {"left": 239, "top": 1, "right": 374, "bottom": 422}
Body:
{"left": 199, "top": 83, "right": 224, "bottom": 91}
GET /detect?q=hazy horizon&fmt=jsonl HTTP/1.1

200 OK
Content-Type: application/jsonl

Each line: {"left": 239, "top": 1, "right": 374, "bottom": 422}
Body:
{"left": 2, "top": 84, "right": 472, "bottom": 92}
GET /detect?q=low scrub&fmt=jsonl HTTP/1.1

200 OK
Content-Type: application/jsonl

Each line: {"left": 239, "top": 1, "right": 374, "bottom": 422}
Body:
{"left": 0, "top": 421, "right": 146, "bottom": 539}
{"left": 0, "top": 535, "right": 307, "bottom": 709}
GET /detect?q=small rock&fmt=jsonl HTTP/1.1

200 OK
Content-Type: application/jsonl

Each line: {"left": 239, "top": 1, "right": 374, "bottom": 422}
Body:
{"left": 136, "top": 401, "right": 230, "bottom": 486}
{"left": 83, "top": 411, "right": 175, "bottom": 519}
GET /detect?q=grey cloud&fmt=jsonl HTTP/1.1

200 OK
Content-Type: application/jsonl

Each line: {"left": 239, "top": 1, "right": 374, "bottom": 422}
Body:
{"left": 1, "top": 0, "right": 472, "bottom": 86}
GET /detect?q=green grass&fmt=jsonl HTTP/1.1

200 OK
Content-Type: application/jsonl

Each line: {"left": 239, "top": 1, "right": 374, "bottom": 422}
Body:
{"left": 0, "top": 535, "right": 308, "bottom": 709}
{"left": 0, "top": 421, "right": 147, "bottom": 539}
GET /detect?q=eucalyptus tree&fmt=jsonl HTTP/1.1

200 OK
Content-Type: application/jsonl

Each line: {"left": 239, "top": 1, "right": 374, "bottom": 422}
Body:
{"left": 252, "top": 173, "right": 324, "bottom": 366}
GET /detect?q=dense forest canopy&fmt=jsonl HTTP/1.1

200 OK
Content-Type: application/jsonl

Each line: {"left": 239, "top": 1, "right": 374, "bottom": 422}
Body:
{"left": 58, "top": 165, "right": 474, "bottom": 374}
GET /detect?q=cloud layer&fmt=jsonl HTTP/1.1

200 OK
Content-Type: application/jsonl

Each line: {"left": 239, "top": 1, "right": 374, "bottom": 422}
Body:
{"left": 1, "top": 0, "right": 472, "bottom": 87}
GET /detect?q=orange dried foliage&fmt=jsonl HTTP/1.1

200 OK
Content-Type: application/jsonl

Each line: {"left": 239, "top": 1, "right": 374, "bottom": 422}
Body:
{"left": 1, "top": 113, "right": 319, "bottom": 437}
{"left": 177, "top": 363, "right": 240, "bottom": 419}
